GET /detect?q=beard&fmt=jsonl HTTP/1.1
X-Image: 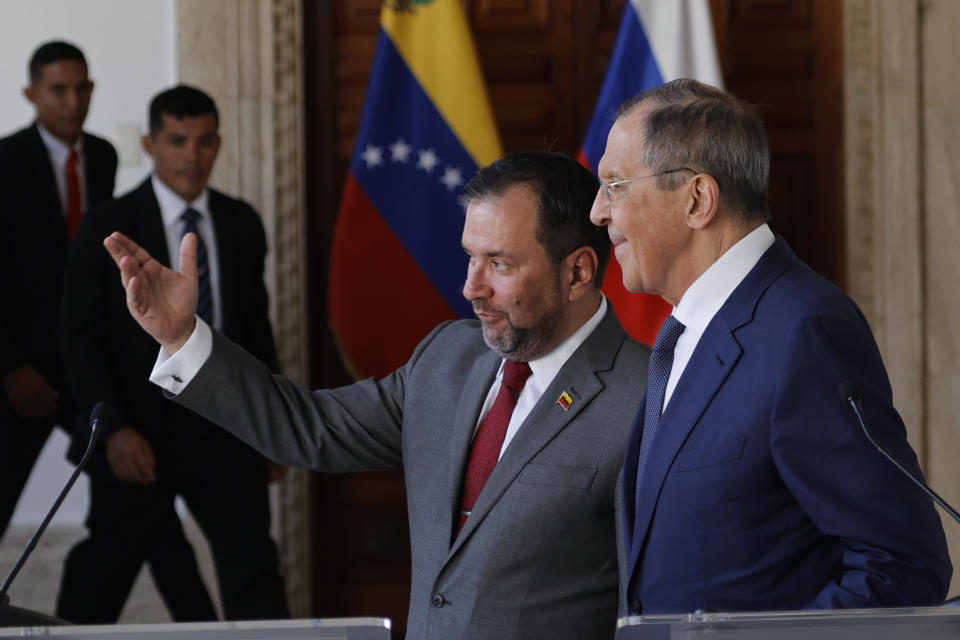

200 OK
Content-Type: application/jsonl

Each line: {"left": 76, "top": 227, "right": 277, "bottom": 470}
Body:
{"left": 474, "top": 282, "right": 563, "bottom": 362}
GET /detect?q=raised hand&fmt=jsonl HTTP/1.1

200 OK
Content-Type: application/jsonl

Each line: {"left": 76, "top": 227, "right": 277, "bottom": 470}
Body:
{"left": 103, "top": 231, "right": 199, "bottom": 352}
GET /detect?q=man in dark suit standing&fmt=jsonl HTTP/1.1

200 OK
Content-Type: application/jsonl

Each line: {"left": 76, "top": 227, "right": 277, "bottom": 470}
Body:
{"left": 56, "top": 85, "right": 288, "bottom": 623}
{"left": 0, "top": 40, "right": 116, "bottom": 537}
{"left": 590, "top": 79, "right": 952, "bottom": 614}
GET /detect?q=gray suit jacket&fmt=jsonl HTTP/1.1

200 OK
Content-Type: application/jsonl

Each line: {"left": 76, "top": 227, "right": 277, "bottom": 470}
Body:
{"left": 176, "top": 306, "right": 649, "bottom": 639}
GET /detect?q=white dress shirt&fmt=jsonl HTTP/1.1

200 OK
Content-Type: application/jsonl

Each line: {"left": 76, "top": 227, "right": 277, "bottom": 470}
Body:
{"left": 151, "top": 174, "right": 223, "bottom": 329}
{"left": 36, "top": 123, "right": 86, "bottom": 214}
{"left": 152, "top": 295, "right": 608, "bottom": 462}
{"left": 475, "top": 295, "right": 607, "bottom": 459}
{"left": 664, "top": 223, "right": 775, "bottom": 411}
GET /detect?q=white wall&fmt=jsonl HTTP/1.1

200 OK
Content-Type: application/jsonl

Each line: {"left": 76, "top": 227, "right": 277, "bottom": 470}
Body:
{"left": 0, "top": 0, "right": 176, "bottom": 194}
{"left": 1, "top": 0, "right": 177, "bottom": 526}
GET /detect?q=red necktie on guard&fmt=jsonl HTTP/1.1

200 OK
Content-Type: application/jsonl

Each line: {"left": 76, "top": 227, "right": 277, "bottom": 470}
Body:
{"left": 456, "top": 360, "right": 532, "bottom": 538}
{"left": 66, "top": 149, "right": 82, "bottom": 240}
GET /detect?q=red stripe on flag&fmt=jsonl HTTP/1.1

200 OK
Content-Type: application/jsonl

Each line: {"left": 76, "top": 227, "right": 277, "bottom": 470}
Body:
{"left": 329, "top": 175, "right": 458, "bottom": 379}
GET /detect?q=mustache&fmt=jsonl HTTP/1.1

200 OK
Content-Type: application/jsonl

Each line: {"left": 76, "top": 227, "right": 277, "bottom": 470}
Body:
{"left": 472, "top": 301, "right": 506, "bottom": 316}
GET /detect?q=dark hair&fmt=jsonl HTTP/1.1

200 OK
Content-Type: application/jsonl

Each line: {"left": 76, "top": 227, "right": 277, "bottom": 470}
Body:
{"left": 617, "top": 78, "right": 771, "bottom": 222}
{"left": 148, "top": 84, "right": 219, "bottom": 134}
{"left": 29, "top": 41, "right": 86, "bottom": 83}
{"left": 463, "top": 151, "right": 609, "bottom": 286}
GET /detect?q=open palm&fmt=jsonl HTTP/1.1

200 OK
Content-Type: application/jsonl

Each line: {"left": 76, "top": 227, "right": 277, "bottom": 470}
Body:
{"left": 103, "top": 231, "right": 199, "bottom": 349}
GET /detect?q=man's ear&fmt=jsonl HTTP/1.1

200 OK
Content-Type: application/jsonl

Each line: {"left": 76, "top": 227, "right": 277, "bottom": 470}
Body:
{"left": 565, "top": 246, "right": 599, "bottom": 302}
{"left": 23, "top": 86, "right": 36, "bottom": 106}
{"left": 686, "top": 173, "right": 719, "bottom": 230}
{"left": 141, "top": 134, "right": 154, "bottom": 158}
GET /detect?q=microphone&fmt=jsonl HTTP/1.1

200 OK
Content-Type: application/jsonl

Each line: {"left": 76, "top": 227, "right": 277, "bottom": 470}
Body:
{"left": 839, "top": 382, "right": 960, "bottom": 525}
{"left": 0, "top": 402, "right": 108, "bottom": 623}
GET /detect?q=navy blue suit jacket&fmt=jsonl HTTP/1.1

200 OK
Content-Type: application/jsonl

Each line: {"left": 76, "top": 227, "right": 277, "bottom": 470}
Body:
{"left": 620, "top": 237, "right": 951, "bottom": 614}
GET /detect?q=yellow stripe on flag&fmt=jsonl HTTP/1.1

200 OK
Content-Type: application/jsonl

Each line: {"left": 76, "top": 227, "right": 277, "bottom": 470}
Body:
{"left": 381, "top": 0, "right": 502, "bottom": 167}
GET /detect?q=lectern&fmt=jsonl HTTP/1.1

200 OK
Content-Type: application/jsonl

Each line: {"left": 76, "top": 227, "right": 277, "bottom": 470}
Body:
{"left": 616, "top": 606, "right": 960, "bottom": 639}
{"left": 0, "top": 617, "right": 391, "bottom": 640}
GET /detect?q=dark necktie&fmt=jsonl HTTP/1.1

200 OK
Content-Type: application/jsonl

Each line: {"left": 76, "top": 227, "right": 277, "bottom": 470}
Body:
{"left": 181, "top": 208, "right": 212, "bottom": 324}
{"left": 636, "top": 316, "right": 685, "bottom": 495}
{"left": 456, "top": 360, "right": 533, "bottom": 538}
{"left": 66, "top": 149, "right": 82, "bottom": 240}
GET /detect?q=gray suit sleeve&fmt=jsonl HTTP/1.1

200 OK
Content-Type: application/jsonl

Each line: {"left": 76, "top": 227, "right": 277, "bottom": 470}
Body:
{"left": 175, "top": 324, "right": 449, "bottom": 473}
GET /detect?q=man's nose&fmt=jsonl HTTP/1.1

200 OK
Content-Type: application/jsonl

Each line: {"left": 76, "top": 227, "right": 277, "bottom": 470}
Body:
{"left": 589, "top": 189, "right": 611, "bottom": 227}
{"left": 462, "top": 267, "right": 489, "bottom": 301}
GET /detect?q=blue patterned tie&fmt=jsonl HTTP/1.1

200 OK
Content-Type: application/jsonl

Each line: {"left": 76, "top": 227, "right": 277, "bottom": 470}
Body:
{"left": 636, "top": 315, "right": 685, "bottom": 495}
{"left": 181, "top": 208, "right": 212, "bottom": 324}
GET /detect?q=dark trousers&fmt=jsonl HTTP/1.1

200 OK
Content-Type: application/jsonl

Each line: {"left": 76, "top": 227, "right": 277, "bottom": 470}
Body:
{"left": 55, "top": 429, "right": 288, "bottom": 623}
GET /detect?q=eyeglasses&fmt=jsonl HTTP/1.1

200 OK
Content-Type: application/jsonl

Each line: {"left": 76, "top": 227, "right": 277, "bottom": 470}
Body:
{"left": 598, "top": 167, "right": 695, "bottom": 207}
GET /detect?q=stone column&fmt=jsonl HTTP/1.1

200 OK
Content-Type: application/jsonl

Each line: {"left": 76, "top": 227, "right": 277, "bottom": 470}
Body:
{"left": 920, "top": 0, "right": 960, "bottom": 598}
{"left": 176, "top": 0, "right": 311, "bottom": 615}
{"left": 843, "top": 0, "right": 925, "bottom": 457}
{"left": 844, "top": 0, "right": 960, "bottom": 596}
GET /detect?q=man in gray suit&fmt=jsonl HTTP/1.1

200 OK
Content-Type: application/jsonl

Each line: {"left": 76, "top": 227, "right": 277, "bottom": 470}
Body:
{"left": 103, "top": 151, "right": 649, "bottom": 639}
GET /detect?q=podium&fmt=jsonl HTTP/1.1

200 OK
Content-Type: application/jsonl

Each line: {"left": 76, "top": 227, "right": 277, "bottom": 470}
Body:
{"left": 616, "top": 606, "right": 960, "bottom": 639}
{"left": 0, "top": 617, "right": 391, "bottom": 639}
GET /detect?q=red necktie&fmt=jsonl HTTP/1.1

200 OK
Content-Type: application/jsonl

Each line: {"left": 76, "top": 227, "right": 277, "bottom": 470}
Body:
{"left": 456, "top": 360, "right": 532, "bottom": 537}
{"left": 66, "top": 149, "right": 82, "bottom": 240}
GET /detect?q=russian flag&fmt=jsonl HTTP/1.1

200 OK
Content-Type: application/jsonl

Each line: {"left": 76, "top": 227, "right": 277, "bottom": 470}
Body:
{"left": 329, "top": 0, "right": 502, "bottom": 379}
{"left": 579, "top": 0, "right": 723, "bottom": 346}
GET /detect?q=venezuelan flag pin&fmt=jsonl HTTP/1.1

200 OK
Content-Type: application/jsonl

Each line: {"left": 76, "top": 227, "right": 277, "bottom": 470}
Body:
{"left": 557, "top": 391, "right": 572, "bottom": 411}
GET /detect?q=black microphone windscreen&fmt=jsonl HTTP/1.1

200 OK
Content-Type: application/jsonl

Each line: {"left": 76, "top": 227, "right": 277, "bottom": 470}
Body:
{"left": 90, "top": 401, "right": 110, "bottom": 426}
{"left": 838, "top": 380, "right": 860, "bottom": 404}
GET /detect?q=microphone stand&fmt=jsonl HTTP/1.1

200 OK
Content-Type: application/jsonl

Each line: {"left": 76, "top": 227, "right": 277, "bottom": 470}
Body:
{"left": 0, "top": 405, "right": 104, "bottom": 624}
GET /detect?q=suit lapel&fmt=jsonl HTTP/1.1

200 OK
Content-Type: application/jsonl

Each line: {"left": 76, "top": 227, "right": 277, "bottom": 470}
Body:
{"left": 620, "top": 398, "right": 645, "bottom": 542}
{"left": 447, "top": 307, "right": 626, "bottom": 558}
{"left": 26, "top": 125, "right": 65, "bottom": 224}
{"left": 82, "top": 137, "right": 111, "bottom": 203}
{"left": 624, "top": 237, "right": 799, "bottom": 586}
{"left": 626, "top": 319, "right": 741, "bottom": 580}
{"left": 439, "top": 349, "right": 501, "bottom": 551}
{"left": 208, "top": 191, "right": 233, "bottom": 332}
{"left": 132, "top": 180, "right": 171, "bottom": 268}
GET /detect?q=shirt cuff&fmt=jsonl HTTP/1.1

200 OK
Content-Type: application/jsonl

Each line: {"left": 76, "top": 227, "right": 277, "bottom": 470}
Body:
{"left": 149, "top": 317, "right": 213, "bottom": 395}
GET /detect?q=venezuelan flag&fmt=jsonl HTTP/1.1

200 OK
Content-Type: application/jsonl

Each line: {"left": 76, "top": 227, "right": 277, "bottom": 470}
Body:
{"left": 329, "top": 0, "right": 502, "bottom": 379}
{"left": 579, "top": 0, "right": 722, "bottom": 346}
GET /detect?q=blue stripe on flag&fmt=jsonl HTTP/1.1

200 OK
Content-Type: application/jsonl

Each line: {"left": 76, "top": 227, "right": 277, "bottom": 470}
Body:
{"left": 581, "top": 2, "right": 663, "bottom": 172}
{"left": 350, "top": 28, "right": 476, "bottom": 318}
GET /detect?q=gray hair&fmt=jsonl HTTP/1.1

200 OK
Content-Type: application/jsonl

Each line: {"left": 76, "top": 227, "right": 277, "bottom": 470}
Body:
{"left": 616, "top": 78, "right": 771, "bottom": 223}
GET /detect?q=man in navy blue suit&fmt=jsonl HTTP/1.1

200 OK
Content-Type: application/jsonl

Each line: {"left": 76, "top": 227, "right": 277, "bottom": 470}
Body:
{"left": 591, "top": 79, "right": 952, "bottom": 615}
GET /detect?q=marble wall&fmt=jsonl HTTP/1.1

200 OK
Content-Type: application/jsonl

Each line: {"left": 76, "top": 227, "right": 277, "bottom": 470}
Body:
{"left": 175, "top": 0, "right": 311, "bottom": 616}
{"left": 844, "top": 0, "right": 960, "bottom": 596}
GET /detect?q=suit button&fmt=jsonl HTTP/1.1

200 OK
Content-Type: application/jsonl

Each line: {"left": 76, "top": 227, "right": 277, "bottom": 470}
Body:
{"left": 431, "top": 593, "right": 446, "bottom": 608}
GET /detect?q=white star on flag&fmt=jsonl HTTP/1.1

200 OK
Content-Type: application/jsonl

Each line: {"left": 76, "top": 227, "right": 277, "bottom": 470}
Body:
{"left": 390, "top": 139, "right": 412, "bottom": 163}
{"left": 417, "top": 148, "right": 440, "bottom": 173}
{"left": 440, "top": 166, "right": 464, "bottom": 191}
{"left": 361, "top": 144, "right": 384, "bottom": 169}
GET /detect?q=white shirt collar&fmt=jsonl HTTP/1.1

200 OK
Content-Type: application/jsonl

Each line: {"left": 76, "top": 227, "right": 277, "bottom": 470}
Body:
{"left": 673, "top": 223, "right": 775, "bottom": 338}
{"left": 661, "top": 224, "right": 775, "bottom": 412}
{"left": 36, "top": 122, "right": 83, "bottom": 167}
{"left": 151, "top": 174, "right": 210, "bottom": 227}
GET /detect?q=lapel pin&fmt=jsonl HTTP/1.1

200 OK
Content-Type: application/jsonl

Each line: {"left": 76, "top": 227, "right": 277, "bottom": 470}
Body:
{"left": 557, "top": 391, "right": 572, "bottom": 411}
